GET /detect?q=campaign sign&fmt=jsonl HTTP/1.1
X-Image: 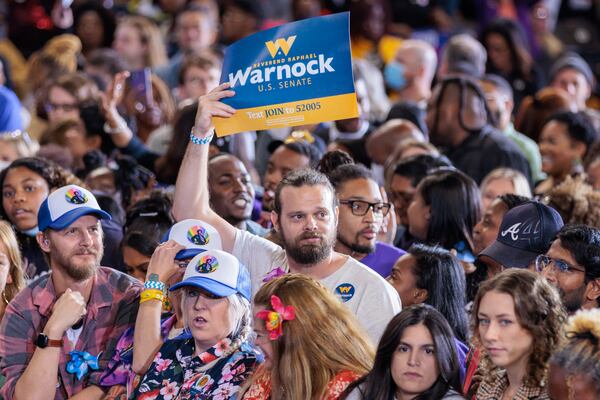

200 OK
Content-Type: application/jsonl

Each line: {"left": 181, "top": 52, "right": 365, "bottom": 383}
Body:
{"left": 213, "top": 12, "right": 358, "bottom": 136}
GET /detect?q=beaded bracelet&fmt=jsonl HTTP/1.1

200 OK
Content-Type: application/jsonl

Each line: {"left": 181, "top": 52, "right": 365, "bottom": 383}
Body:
{"left": 190, "top": 128, "right": 214, "bottom": 145}
{"left": 144, "top": 279, "right": 165, "bottom": 292}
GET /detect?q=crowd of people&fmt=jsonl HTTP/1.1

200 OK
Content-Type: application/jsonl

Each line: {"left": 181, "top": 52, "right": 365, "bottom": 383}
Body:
{"left": 0, "top": 0, "right": 599, "bottom": 399}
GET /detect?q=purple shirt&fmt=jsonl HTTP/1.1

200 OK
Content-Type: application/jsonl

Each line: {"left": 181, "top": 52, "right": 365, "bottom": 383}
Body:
{"left": 360, "top": 242, "right": 405, "bottom": 278}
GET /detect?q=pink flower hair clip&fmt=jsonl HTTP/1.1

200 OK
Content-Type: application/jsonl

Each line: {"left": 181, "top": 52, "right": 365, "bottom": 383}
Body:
{"left": 256, "top": 295, "right": 295, "bottom": 340}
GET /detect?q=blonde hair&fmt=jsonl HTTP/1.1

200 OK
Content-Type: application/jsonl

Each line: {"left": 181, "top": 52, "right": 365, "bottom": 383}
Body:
{"left": 240, "top": 274, "right": 374, "bottom": 400}
{"left": 480, "top": 167, "right": 532, "bottom": 198}
{"left": 118, "top": 16, "right": 168, "bottom": 68}
{"left": 0, "top": 131, "right": 39, "bottom": 159}
{"left": 0, "top": 221, "right": 26, "bottom": 301}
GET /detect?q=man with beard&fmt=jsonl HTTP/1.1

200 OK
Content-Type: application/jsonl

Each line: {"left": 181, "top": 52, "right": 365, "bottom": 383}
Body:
{"left": 208, "top": 153, "right": 268, "bottom": 236}
{"left": 172, "top": 84, "right": 401, "bottom": 343}
{"left": 0, "top": 185, "right": 142, "bottom": 399}
{"left": 540, "top": 224, "right": 600, "bottom": 313}
{"left": 327, "top": 163, "right": 405, "bottom": 278}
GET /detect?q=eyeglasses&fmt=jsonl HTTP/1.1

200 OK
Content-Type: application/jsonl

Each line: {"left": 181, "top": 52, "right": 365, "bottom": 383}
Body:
{"left": 340, "top": 200, "right": 391, "bottom": 217}
{"left": 535, "top": 254, "right": 586, "bottom": 274}
{"left": 44, "top": 102, "right": 78, "bottom": 113}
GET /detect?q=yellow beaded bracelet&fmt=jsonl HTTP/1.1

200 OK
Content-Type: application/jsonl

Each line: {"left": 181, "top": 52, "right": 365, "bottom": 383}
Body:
{"left": 140, "top": 289, "right": 164, "bottom": 304}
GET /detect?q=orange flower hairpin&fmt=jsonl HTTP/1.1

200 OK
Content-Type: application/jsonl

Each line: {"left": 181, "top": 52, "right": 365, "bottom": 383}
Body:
{"left": 256, "top": 295, "right": 295, "bottom": 340}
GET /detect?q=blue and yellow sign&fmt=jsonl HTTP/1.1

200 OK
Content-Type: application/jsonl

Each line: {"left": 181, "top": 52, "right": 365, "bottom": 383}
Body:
{"left": 213, "top": 13, "right": 358, "bottom": 137}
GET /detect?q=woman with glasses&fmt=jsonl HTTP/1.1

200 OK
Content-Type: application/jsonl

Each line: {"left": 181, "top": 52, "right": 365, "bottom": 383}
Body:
{"left": 40, "top": 73, "right": 99, "bottom": 125}
{"left": 467, "top": 269, "right": 566, "bottom": 399}
{"left": 325, "top": 160, "right": 403, "bottom": 278}
{"left": 407, "top": 168, "right": 481, "bottom": 262}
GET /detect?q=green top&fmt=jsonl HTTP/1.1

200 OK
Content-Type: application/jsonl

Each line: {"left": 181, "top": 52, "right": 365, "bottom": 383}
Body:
{"left": 503, "top": 123, "right": 546, "bottom": 184}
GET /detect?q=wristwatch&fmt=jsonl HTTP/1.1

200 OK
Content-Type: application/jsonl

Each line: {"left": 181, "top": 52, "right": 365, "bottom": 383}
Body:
{"left": 35, "top": 333, "right": 62, "bottom": 348}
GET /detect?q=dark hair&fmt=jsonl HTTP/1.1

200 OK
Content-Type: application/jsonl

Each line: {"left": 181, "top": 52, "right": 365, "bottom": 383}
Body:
{"left": 327, "top": 164, "right": 374, "bottom": 191}
{"left": 0, "top": 157, "right": 73, "bottom": 220}
{"left": 409, "top": 244, "right": 469, "bottom": 343}
{"left": 417, "top": 168, "right": 481, "bottom": 250}
{"left": 155, "top": 102, "right": 197, "bottom": 184}
{"left": 344, "top": 304, "right": 463, "bottom": 400}
{"left": 317, "top": 150, "right": 354, "bottom": 175}
{"left": 122, "top": 192, "right": 174, "bottom": 257}
{"left": 278, "top": 141, "right": 323, "bottom": 169}
{"left": 73, "top": 1, "right": 117, "bottom": 49}
{"left": 498, "top": 193, "right": 530, "bottom": 210}
{"left": 481, "top": 18, "right": 533, "bottom": 79}
{"left": 393, "top": 154, "right": 453, "bottom": 187}
{"left": 273, "top": 169, "right": 337, "bottom": 216}
{"left": 86, "top": 48, "right": 129, "bottom": 76}
{"left": 430, "top": 77, "right": 496, "bottom": 141}
{"left": 543, "top": 111, "right": 597, "bottom": 157}
{"left": 95, "top": 193, "right": 125, "bottom": 226}
{"left": 114, "top": 155, "right": 155, "bottom": 209}
{"left": 556, "top": 224, "right": 600, "bottom": 284}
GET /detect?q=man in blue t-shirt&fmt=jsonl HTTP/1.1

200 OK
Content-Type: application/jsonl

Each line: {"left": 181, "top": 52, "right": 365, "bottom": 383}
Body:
{"left": 328, "top": 163, "right": 405, "bottom": 278}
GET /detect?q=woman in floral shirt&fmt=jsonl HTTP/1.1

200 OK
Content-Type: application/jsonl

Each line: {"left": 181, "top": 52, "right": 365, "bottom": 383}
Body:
{"left": 132, "top": 249, "right": 261, "bottom": 399}
{"left": 239, "top": 274, "right": 374, "bottom": 400}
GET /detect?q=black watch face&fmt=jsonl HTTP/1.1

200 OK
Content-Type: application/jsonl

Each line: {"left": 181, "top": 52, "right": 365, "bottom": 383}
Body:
{"left": 35, "top": 333, "right": 48, "bottom": 348}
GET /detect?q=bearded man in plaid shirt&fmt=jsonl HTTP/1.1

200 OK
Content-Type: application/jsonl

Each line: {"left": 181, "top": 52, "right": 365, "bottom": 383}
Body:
{"left": 0, "top": 185, "right": 142, "bottom": 399}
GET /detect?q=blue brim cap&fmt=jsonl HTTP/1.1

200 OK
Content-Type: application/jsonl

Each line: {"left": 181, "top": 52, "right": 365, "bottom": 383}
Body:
{"left": 170, "top": 276, "right": 238, "bottom": 298}
{"left": 39, "top": 207, "right": 111, "bottom": 231}
{"left": 175, "top": 248, "right": 205, "bottom": 260}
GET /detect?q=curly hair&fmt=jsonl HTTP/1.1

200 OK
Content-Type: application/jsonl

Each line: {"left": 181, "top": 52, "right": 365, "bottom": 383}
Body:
{"left": 0, "top": 157, "right": 79, "bottom": 221}
{"left": 544, "top": 175, "right": 600, "bottom": 228}
{"left": 471, "top": 269, "right": 567, "bottom": 388}
{"left": 550, "top": 309, "right": 600, "bottom": 392}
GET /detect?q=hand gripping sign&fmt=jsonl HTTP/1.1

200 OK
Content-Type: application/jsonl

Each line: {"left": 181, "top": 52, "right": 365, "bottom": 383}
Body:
{"left": 213, "top": 12, "right": 359, "bottom": 136}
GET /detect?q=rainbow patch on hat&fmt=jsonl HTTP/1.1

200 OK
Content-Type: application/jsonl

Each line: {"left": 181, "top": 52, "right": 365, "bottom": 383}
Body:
{"left": 187, "top": 225, "right": 210, "bottom": 246}
{"left": 196, "top": 255, "right": 218, "bottom": 274}
{"left": 65, "top": 188, "right": 88, "bottom": 205}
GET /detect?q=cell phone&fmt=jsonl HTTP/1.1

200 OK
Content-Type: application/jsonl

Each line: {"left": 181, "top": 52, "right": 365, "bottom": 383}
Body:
{"left": 128, "top": 68, "right": 153, "bottom": 106}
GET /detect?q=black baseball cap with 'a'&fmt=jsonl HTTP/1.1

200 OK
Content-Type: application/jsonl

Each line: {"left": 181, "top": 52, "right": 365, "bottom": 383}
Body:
{"left": 480, "top": 201, "right": 564, "bottom": 268}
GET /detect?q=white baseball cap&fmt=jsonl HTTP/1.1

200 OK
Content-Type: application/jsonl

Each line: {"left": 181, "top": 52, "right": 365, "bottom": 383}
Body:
{"left": 169, "top": 249, "right": 251, "bottom": 301}
{"left": 37, "top": 185, "right": 111, "bottom": 231}
{"left": 162, "top": 219, "right": 223, "bottom": 260}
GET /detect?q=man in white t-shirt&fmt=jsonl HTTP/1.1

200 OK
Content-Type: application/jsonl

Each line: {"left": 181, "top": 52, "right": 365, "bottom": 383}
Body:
{"left": 172, "top": 83, "right": 401, "bottom": 342}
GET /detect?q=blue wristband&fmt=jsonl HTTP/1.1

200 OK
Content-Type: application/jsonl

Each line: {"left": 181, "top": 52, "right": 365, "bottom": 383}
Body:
{"left": 190, "top": 129, "right": 214, "bottom": 145}
{"left": 144, "top": 280, "right": 165, "bottom": 292}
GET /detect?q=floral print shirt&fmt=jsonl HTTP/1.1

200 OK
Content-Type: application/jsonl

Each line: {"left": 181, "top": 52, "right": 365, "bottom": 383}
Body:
{"left": 132, "top": 333, "right": 261, "bottom": 400}
{"left": 99, "top": 315, "right": 178, "bottom": 397}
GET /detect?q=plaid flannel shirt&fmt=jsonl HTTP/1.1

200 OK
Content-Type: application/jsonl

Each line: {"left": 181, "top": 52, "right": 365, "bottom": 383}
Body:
{"left": 0, "top": 267, "right": 142, "bottom": 399}
{"left": 476, "top": 370, "right": 550, "bottom": 400}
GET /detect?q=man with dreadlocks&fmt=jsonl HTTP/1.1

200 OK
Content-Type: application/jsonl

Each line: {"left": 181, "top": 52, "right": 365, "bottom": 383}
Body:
{"left": 425, "top": 76, "right": 532, "bottom": 185}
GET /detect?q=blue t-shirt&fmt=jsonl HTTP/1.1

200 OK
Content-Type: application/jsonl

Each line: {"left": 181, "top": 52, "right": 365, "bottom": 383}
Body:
{"left": 361, "top": 242, "right": 405, "bottom": 278}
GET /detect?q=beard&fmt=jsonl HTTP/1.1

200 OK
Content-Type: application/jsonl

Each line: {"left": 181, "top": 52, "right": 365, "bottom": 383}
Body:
{"left": 559, "top": 284, "right": 586, "bottom": 313}
{"left": 337, "top": 232, "right": 376, "bottom": 255}
{"left": 50, "top": 246, "right": 103, "bottom": 281}
{"left": 280, "top": 229, "right": 336, "bottom": 265}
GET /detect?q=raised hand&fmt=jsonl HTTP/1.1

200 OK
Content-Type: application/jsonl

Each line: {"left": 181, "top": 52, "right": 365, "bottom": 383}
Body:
{"left": 193, "top": 82, "right": 236, "bottom": 137}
